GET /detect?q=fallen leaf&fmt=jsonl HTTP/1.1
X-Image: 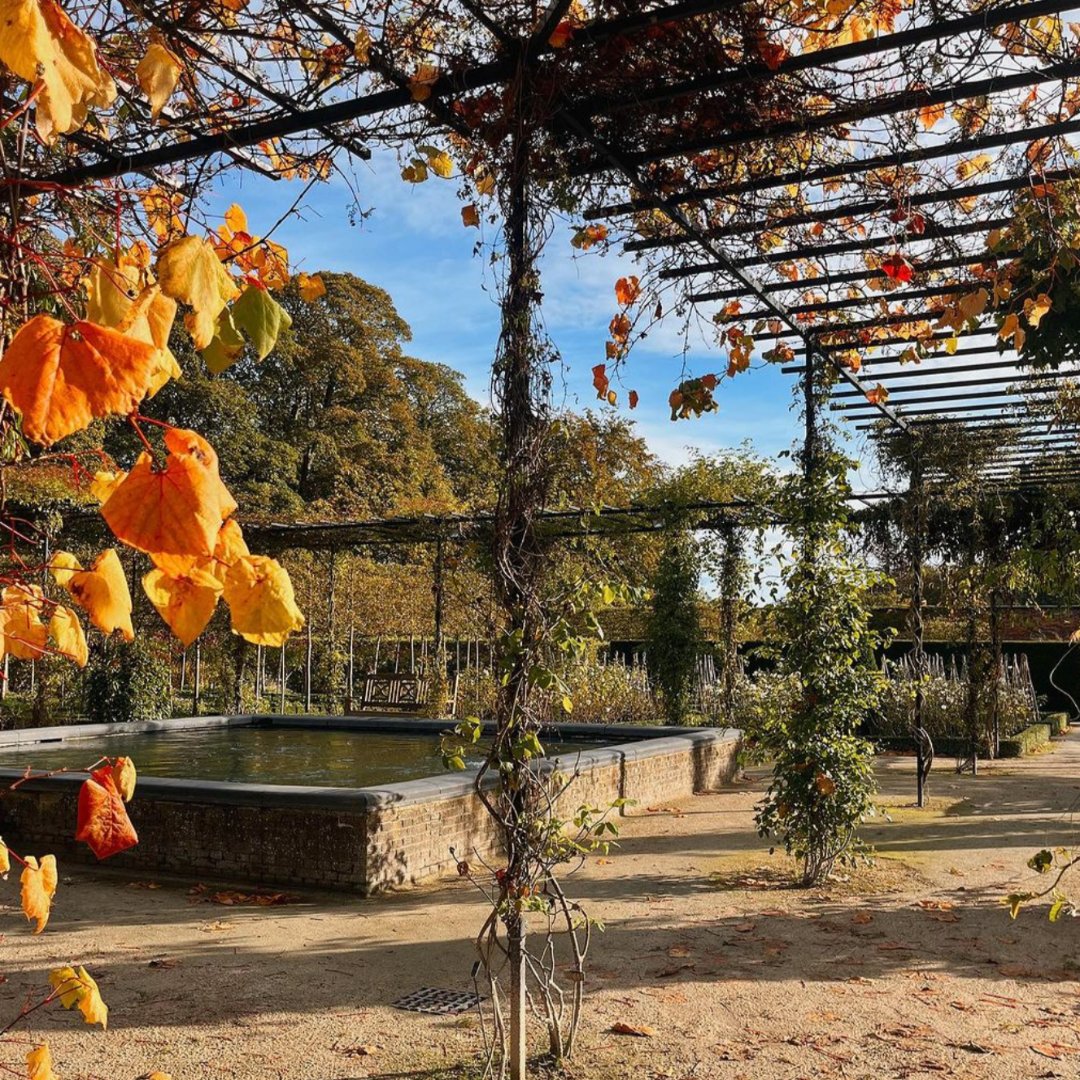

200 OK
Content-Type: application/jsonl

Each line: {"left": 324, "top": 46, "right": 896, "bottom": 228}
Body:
{"left": 611, "top": 1022, "right": 656, "bottom": 1037}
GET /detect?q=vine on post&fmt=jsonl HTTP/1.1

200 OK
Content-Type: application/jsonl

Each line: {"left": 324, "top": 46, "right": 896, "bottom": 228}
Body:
{"left": 754, "top": 364, "right": 886, "bottom": 886}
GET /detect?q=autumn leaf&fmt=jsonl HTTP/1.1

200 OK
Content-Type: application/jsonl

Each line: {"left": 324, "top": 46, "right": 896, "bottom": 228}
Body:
{"left": 592, "top": 363, "right": 609, "bottom": 399}
{"left": 89, "top": 470, "right": 126, "bottom": 504}
{"left": 230, "top": 282, "right": 292, "bottom": 361}
{"left": 296, "top": 272, "right": 326, "bottom": 302}
{"left": 76, "top": 767, "right": 138, "bottom": 861}
{"left": 26, "top": 1043, "right": 57, "bottom": 1080}
{"left": 881, "top": 254, "right": 913, "bottom": 283}
{"left": 101, "top": 428, "right": 236, "bottom": 560}
{"left": 409, "top": 63, "right": 439, "bottom": 101}
{"left": 0, "top": 0, "right": 117, "bottom": 142}
{"left": 353, "top": 26, "right": 371, "bottom": 63}
{"left": 224, "top": 204, "right": 247, "bottom": 234}
{"left": 571, "top": 224, "right": 607, "bottom": 250}
{"left": 1024, "top": 293, "right": 1052, "bottom": 328}
{"left": 815, "top": 772, "right": 837, "bottom": 795}
{"left": 156, "top": 236, "right": 241, "bottom": 350}
{"left": 201, "top": 309, "right": 245, "bottom": 375}
{"left": 143, "top": 568, "right": 220, "bottom": 646}
{"left": 615, "top": 276, "right": 640, "bottom": 306}
{"left": 461, "top": 203, "right": 480, "bottom": 228}
{"left": 918, "top": 100, "right": 946, "bottom": 129}
{"left": 609, "top": 313, "right": 631, "bottom": 344}
{"left": 110, "top": 757, "right": 136, "bottom": 802}
{"left": 21, "top": 855, "right": 57, "bottom": 933}
{"left": 628, "top": 389, "right": 639, "bottom": 409}
{"left": 548, "top": 18, "right": 575, "bottom": 47}
{"left": 611, "top": 1022, "right": 655, "bottom": 1037}
{"left": 53, "top": 549, "right": 133, "bottom": 642}
{"left": 1, "top": 584, "right": 48, "bottom": 659}
{"left": 223, "top": 555, "right": 304, "bottom": 646}
{"left": 0, "top": 316, "right": 159, "bottom": 446}
{"left": 0, "top": 838, "right": 9, "bottom": 877}
{"left": 48, "top": 966, "right": 108, "bottom": 1028}
{"left": 136, "top": 42, "right": 182, "bottom": 119}
{"left": 87, "top": 266, "right": 180, "bottom": 398}
{"left": 865, "top": 384, "right": 890, "bottom": 406}
{"left": 48, "top": 605, "right": 88, "bottom": 667}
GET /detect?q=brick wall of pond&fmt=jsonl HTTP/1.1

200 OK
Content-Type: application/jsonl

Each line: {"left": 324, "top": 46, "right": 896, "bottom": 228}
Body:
{"left": 0, "top": 729, "right": 739, "bottom": 895}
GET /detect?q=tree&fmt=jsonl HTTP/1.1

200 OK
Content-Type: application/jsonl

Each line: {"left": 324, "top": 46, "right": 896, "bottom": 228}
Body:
{"left": 129, "top": 272, "right": 500, "bottom": 520}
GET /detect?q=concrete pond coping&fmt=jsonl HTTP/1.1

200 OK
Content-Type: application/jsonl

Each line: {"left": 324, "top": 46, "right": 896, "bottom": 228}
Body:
{"left": 0, "top": 715, "right": 742, "bottom": 892}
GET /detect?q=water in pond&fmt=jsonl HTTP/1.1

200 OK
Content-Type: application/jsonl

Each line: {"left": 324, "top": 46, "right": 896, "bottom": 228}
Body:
{"left": 0, "top": 725, "right": 610, "bottom": 788}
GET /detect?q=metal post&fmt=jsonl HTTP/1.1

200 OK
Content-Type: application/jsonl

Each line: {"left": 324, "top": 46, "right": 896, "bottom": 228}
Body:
{"left": 347, "top": 626, "right": 355, "bottom": 712}
{"left": 279, "top": 644, "right": 286, "bottom": 714}
{"left": 910, "top": 455, "right": 932, "bottom": 806}
{"left": 305, "top": 619, "right": 313, "bottom": 713}
{"left": 193, "top": 641, "right": 202, "bottom": 714}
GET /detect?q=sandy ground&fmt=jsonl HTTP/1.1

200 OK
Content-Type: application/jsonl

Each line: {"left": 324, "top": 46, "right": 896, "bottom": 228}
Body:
{"left": 4, "top": 737, "right": 1080, "bottom": 1080}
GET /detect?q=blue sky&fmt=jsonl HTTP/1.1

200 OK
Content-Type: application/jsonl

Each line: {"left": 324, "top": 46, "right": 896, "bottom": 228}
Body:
{"left": 213, "top": 151, "right": 878, "bottom": 482}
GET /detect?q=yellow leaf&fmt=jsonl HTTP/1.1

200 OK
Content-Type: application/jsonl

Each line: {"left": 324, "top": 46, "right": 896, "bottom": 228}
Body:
{"left": 0, "top": 838, "right": 9, "bottom": 877}
{"left": 21, "top": 855, "right": 57, "bottom": 933}
{"left": 113, "top": 285, "right": 180, "bottom": 398}
{"left": 1024, "top": 292, "right": 1052, "bottom": 328}
{"left": 48, "top": 966, "right": 107, "bottom": 1028}
{"left": 89, "top": 470, "right": 126, "bottom": 504}
{"left": 143, "top": 568, "right": 220, "bottom": 647}
{"left": 224, "top": 555, "right": 304, "bottom": 646}
{"left": 945, "top": 336, "right": 959, "bottom": 355}
{"left": 59, "top": 549, "right": 134, "bottom": 642}
{"left": 48, "top": 605, "right": 88, "bottom": 667}
{"left": 354, "top": 26, "right": 371, "bottom": 63}
{"left": 0, "top": 0, "right": 117, "bottom": 142}
{"left": 156, "top": 236, "right": 241, "bottom": 350}
{"left": 425, "top": 149, "right": 453, "bottom": 178}
{"left": 110, "top": 757, "right": 136, "bottom": 802}
{"left": 26, "top": 1043, "right": 57, "bottom": 1080}
{"left": 296, "top": 272, "right": 326, "bottom": 302}
{"left": 136, "top": 42, "right": 182, "bottom": 120}
{"left": 955, "top": 153, "right": 992, "bottom": 181}
{"left": 1, "top": 585, "right": 48, "bottom": 660}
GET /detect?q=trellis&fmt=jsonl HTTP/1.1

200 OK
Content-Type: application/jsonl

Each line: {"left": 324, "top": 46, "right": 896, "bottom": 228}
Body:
{"left": 15, "top": 0, "right": 1080, "bottom": 1072}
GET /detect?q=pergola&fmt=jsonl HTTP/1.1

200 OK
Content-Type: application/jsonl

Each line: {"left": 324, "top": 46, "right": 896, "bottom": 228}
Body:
{"left": 14, "top": 7, "right": 1080, "bottom": 1064}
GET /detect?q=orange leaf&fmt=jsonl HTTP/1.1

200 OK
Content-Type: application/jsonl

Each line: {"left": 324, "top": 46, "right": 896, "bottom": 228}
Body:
{"left": 409, "top": 63, "right": 439, "bottom": 101}
{"left": 592, "top": 363, "right": 609, "bottom": 399}
{"left": 101, "top": 428, "right": 236, "bottom": 560}
{"left": 20, "top": 855, "right": 57, "bottom": 933}
{"left": 614, "top": 276, "right": 640, "bottom": 306}
{"left": 865, "top": 384, "right": 890, "bottom": 406}
{"left": 0, "top": 316, "right": 158, "bottom": 446}
{"left": 461, "top": 203, "right": 480, "bottom": 228}
{"left": 609, "top": 313, "right": 631, "bottom": 344}
{"left": 628, "top": 389, "right": 639, "bottom": 409}
{"left": 75, "top": 768, "right": 138, "bottom": 860}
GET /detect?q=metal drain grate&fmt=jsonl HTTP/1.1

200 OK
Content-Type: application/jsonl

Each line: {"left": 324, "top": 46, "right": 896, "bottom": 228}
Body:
{"left": 391, "top": 987, "right": 482, "bottom": 1015}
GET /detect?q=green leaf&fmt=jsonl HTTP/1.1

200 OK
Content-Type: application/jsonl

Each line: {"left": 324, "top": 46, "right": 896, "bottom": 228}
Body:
{"left": 1049, "top": 897, "right": 1067, "bottom": 922}
{"left": 232, "top": 283, "right": 293, "bottom": 361}
{"left": 201, "top": 309, "right": 245, "bottom": 375}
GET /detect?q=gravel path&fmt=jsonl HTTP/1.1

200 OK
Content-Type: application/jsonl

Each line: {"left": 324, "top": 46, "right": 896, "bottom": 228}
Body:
{"left": 3, "top": 734, "right": 1079, "bottom": 1079}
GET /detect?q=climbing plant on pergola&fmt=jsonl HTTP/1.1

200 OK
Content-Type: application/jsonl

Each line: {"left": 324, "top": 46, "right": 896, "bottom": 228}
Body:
{"left": 10, "top": 0, "right": 1080, "bottom": 1076}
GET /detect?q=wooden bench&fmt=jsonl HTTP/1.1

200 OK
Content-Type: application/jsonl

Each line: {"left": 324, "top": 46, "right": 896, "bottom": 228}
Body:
{"left": 354, "top": 673, "right": 430, "bottom": 713}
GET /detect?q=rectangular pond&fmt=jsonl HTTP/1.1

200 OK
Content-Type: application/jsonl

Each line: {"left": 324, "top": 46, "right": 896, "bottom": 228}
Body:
{"left": 0, "top": 723, "right": 611, "bottom": 788}
{"left": 0, "top": 715, "right": 741, "bottom": 894}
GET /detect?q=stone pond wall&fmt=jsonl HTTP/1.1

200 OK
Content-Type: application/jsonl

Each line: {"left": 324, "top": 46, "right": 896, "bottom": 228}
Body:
{"left": 0, "top": 717, "right": 741, "bottom": 895}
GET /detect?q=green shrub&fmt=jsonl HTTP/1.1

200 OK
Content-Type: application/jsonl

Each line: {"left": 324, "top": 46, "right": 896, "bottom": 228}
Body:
{"left": 84, "top": 635, "right": 171, "bottom": 724}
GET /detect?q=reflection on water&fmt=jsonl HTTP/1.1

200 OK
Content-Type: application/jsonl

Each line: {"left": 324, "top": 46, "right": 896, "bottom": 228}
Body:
{"left": 0, "top": 725, "right": 608, "bottom": 788}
